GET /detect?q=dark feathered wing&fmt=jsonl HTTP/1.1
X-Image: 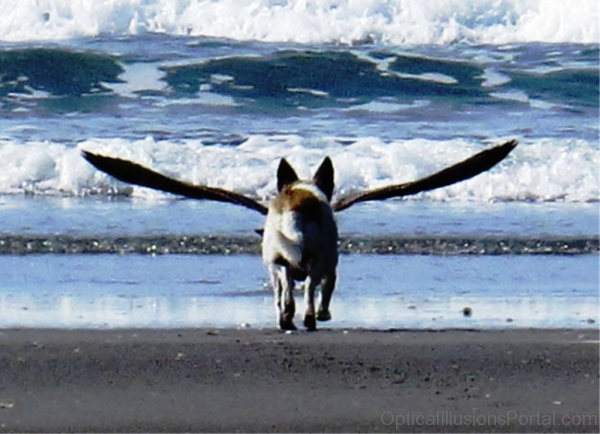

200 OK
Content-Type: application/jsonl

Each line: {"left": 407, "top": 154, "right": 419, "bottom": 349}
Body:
{"left": 332, "top": 140, "right": 518, "bottom": 212}
{"left": 82, "top": 151, "right": 269, "bottom": 215}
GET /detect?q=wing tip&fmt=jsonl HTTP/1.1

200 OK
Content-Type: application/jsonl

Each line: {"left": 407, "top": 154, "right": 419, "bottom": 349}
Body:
{"left": 81, "top": 149, "right": 105, "bottom": 167}
{"left": 493, "top": 138, "right": 519, "bottom": 160}
{"left": 499, "top": 138, "right": 518, "bottom": 151}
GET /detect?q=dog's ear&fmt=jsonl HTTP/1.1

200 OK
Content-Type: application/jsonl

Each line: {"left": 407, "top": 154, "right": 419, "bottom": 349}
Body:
{"left": 313, "top": 156, "right": 334, "bottom": 201}
{"left": 277, "top": 158, "right": 299, "bottom": 192}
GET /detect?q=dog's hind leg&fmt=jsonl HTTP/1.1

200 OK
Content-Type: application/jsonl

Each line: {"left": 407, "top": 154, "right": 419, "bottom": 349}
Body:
{"left": 317, "top": 271, "right": 336, "bottom": 322}
{"left": 278, "top": 267, "right": 297, "bottom": 331}
{"left": 269, "top": 267, "right": 284, "bottom": 326}
{"left": 303, "top": 276, "right": 317, "bottom": 331}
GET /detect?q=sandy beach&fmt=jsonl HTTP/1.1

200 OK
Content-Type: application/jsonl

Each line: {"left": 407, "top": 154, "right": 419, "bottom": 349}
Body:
{"left": 0, "top": 328, "right": 597, "bottom": 433}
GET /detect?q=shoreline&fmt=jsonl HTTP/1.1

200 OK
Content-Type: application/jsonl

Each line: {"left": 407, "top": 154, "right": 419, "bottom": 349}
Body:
{"left": 0, "top": 234, "right": 598, "bottom": 255}
{"left": 0, "top": 328, "right": 597, "bottom": 432}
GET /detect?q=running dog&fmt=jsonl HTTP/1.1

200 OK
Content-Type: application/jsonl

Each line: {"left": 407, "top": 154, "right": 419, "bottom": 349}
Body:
{"left": 83, "top": 139, "right": 517, "bottom": 331}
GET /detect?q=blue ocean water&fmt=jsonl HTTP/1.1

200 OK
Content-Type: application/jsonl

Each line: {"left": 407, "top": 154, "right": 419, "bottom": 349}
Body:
{"left": 0, "top": 0, "right": 597, "bottom": 329}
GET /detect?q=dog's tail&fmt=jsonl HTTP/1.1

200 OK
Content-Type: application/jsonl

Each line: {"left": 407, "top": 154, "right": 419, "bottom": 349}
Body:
{"left": 275, "top": 210, "right": 304, "bottom": 268}
{"left": 280, "top": 210, "right": 303, "bottom": 243}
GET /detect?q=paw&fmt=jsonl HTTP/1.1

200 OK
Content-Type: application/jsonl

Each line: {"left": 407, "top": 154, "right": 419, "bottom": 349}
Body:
{"left": 303, "top": 314, "right": 317, "bottom": 331}
{"left": 317, "top": 310, "right": 331, "bottom": 322}
{"left": 279, "top": 313, "right": 297, "bottom": 331}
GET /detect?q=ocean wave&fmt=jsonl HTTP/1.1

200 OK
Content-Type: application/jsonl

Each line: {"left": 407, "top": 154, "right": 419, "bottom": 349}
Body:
{"left": 160, "top": 50, "right": 488, "bottom": 101}
{"left": 0, "top": 48, "right": 122, "bottom": 97}
{"left": 0, "top": 0, "right": 597, "bottom": 45}
{"left": 3, "top": 47, "right": 595, "bottom": 112}
{"left": 0, "top": 136, "right": 597, "bottom": 203}
{"left": 160, "top": 49, "right": 599, "bottom": 108}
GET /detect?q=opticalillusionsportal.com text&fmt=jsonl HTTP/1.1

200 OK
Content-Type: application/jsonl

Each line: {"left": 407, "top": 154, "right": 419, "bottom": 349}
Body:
{"left": 381, "top": 410, "right": 598, "bottom": 428}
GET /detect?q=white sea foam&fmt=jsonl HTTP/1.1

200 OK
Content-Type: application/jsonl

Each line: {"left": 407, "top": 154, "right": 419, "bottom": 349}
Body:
{"left": 490, "top": 90, "right": 571, "bottom": 110}
{"left": 0, "top": 136, "right": 597, "bottom": 204}
{"left": 0, "top": 0, "right": 597, "bottom": 44}
{"left": 344, "top": 99, "right": 430, "bottom": 113}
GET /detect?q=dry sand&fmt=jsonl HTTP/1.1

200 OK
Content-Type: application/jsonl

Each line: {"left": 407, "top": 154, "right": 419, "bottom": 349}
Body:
{"left": 0, "top": 328, "right": 597, "bottom": 433}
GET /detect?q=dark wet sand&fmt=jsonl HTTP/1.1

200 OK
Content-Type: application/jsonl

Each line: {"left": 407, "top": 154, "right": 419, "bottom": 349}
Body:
{"left": 1, "top": 234, "right": 597, "bottom": 255}
{"left": 0, "top": 328, "right": 597, "bottom": 433}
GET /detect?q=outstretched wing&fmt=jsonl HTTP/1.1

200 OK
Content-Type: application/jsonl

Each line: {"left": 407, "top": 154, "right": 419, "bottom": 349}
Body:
{"left": 332, "top": 140, "right": 517, "bottom": 212}
{"left": 82, "top": 151, "right": 269, "bottom": 215}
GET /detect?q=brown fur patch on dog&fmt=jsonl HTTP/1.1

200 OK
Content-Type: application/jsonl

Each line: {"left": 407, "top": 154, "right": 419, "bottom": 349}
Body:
{"left": 272, "top": 186, "right": 324, "bottom": 222}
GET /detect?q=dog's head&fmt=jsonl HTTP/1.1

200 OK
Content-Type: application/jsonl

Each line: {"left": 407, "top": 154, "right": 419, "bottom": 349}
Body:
{"left": 276, "top": 157, "right": 334, "bottom": 202}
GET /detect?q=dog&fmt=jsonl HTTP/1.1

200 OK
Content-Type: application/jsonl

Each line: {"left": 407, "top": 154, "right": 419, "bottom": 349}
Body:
{"left": 82, "top": 139, "right": 517, "bottom": 330}
{"left": 262, "top": 157, "right": 338, "bottom": 331}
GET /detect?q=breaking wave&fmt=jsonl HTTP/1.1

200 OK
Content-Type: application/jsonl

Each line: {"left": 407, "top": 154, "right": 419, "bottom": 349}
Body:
{"left": 0, "top": 136, "right": 597, "bottom": 204}
{"left": 1, "top": 0, "right": 598, "bottom": 45}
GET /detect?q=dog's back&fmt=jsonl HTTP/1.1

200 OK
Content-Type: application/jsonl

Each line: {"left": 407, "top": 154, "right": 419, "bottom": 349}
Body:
{"left": 262, "top": 182, "right": 338, "bottom": 277}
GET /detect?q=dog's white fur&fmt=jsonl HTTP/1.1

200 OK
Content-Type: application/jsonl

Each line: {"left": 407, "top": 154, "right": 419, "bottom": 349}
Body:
{"left": 262, "top": 175, "right": 338, "bottom": 331}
